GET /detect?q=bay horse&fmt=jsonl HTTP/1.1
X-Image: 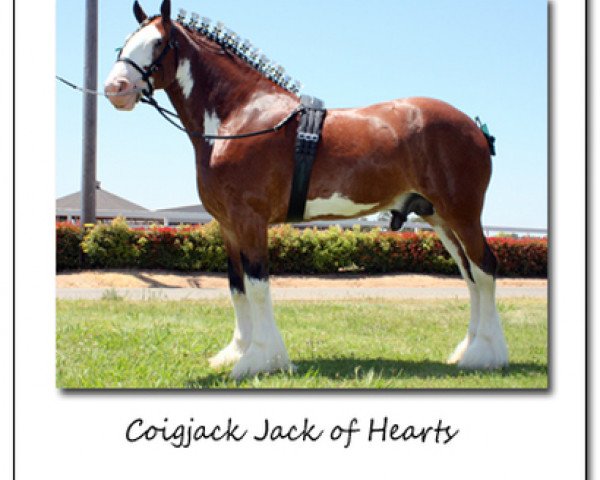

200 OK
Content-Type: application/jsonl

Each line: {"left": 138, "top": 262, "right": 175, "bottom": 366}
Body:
{"left": 104, "top": 0, "right": 508, "bottom": 379}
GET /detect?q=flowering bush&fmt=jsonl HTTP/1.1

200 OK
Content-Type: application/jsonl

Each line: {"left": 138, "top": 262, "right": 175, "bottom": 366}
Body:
{"left": 57, "top": 220, "right": 548, "bottom": 277}
{"left": 56, "top": 222, "right": 84, "bottom": 270}
{"left": 489, "top": 237, "right": 547, "bottom": 277}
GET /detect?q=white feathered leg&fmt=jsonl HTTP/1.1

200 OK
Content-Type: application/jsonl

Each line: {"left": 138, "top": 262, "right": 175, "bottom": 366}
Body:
{"left": 432, "top": 225, "right": 480, "bottom": 364}
{"left": 447, "top": 279, "right": 480, "bottom": 364}
{"left": 230, "top": 276, "right": 291, "bottom": 379}
{"left": 209, "top": 291, "right": 252, "bottom": 368}
{"left": 458, "top": 264, "right": 508, "bottom": 369}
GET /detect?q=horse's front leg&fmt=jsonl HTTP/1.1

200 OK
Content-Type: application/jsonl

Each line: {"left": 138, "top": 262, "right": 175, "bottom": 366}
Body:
{"left": 209, "top": 237, "right": 252, "bottom": 368}
{"left": 226, "top": 225, "right": 292, "bottom": 379}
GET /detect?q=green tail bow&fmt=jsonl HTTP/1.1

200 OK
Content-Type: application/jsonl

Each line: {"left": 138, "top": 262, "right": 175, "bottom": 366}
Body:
{"left": 475, "top": 116, "right": 496, "bottom": 156}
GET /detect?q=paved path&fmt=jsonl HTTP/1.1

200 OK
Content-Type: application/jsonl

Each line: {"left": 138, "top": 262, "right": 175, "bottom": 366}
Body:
{"left": 56, "top": 286, "right": 547, "bottom": 301}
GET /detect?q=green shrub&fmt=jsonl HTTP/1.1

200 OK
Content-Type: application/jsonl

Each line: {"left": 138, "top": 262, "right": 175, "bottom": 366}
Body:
{"left": 81, "top": 217, "right": 140, "bottom": 268}
{"left": 137, "top": 222, "right": 227, "bottom": 271}
{"left": 58, "top": 220, "right": 548, "bottom": 277}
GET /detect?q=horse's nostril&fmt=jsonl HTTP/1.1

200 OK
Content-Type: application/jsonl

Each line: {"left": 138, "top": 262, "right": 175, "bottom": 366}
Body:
{"left": 118, "top": 80, "right": 128, "bottom": 92}
{"left": 105, "top": 78, "right": 131, "bottom": 96}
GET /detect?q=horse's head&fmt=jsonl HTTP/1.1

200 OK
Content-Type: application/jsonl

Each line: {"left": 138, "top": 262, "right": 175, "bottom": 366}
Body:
{"left": 104, "top": 0, "right": 177, "bottom": 111}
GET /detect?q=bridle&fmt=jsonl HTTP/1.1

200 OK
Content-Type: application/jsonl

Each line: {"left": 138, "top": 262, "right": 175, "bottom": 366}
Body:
{"left": 116, "top": 26, "right": 179, "bottom": 98}
{"left": 113, "top": 23, "right": 303, "bottom": 141}
{"left": 57, "top": 23, "right": 303, "bottom": 141}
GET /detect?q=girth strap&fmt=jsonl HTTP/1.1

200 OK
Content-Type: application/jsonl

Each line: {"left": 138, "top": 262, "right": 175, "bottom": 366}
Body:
{"left": 286, "top": 95, "right": 327, "bottom": 222}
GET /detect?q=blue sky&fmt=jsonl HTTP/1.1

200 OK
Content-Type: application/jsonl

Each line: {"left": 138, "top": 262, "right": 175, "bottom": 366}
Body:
{"left": 56, "top": 0, "right": 547, "bottom": 228}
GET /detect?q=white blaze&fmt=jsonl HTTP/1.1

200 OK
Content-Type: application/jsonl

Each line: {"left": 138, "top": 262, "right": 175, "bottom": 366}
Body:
{"left": 105, "top": 24, "right": 162, "bottom": 87}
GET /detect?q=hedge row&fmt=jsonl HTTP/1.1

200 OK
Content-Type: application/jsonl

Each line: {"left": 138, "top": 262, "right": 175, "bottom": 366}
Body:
{"left": 56, "top": 219, "right": 548, "bottom": 277}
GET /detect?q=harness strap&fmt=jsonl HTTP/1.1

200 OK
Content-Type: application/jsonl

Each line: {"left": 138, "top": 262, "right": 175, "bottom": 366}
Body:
{"left": 286, "top": 95, "right": 327, "bottom": 222}
{"left": 141, "top": 95, "right": 303, "bottom": 140}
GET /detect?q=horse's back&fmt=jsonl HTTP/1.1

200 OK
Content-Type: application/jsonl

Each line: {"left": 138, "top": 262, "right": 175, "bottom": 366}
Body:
{"left": 320, "top": 96, "right": 489, "bottom": 168}
{"left": 326, "top": 97, "right": 485, "bottom": 143}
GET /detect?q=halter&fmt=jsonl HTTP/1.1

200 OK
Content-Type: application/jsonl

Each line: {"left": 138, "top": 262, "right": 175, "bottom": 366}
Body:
{"left": 116, "top": 26, "right": 179, "bottom": 98}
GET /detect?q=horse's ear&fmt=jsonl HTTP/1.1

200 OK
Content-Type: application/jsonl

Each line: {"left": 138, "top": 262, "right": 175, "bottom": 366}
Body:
{"left": 160, "top": 0, "right": 171, "bottom": 22}
{"left": 133, "top": 1, "right": 147, "bottom": 24}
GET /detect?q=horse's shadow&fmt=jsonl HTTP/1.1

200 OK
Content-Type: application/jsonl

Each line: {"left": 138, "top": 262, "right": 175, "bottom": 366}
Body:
{"left": 184, "top": 357, "right": 547, "bottom": 389}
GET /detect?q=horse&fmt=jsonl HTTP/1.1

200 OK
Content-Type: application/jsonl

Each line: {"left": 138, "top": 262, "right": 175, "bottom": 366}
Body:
{"left": 104, "top": 0, "right": 508, "bottom": 379}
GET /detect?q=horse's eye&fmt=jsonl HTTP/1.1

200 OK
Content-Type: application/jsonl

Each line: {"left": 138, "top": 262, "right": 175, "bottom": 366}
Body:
{"left": 156, "top": 39, "right": 163, "bottom": 46}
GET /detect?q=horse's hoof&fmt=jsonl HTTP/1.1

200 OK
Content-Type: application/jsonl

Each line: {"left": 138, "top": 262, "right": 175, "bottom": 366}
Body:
{"left": 457, "top": 335, "right": 508, "bottom": 370}
{"left": 209, "top": 341, "right": 246, "bottom": 369}
{"left": 229, "top": 343, "right": 291, "bottom": 379}
{"left": 447, "top": 336, "right": 471, "bottom": 364}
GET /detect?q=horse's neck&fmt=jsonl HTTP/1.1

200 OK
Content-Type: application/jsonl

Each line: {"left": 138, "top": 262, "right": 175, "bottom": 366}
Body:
{"left": 165, "top": 35, "right": 273, "bottom": 137}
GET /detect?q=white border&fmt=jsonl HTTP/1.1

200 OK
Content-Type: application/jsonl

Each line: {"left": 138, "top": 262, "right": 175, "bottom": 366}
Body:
{"left": 1, "top": 0, "right": 15, "bottom": 477}
{"left": 589, "top": 0, "right": 597, "bottom": 473}
{"left": 14, "top": 0, "right": 587, "bottom": 478}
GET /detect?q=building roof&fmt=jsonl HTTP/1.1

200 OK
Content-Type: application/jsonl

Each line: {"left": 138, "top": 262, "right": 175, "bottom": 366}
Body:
{"left": 56, "top": 188, "right": 149, "bottom": 212}
{"left": 155, "top": 204, "right": 207, "bottom": 213}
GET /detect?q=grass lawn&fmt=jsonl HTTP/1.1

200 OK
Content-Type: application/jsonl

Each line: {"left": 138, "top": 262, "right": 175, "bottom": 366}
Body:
{"left": 56, "top": 297, "right": 547, "bottom": 389}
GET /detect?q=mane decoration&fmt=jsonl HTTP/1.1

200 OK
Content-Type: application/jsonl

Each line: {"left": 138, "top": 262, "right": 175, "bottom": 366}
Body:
{"left": 175, "top": 9, "right": 303, "bottom": 94}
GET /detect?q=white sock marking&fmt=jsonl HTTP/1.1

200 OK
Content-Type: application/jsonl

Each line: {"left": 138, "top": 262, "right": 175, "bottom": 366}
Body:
{"left": 210, "top": 291, "right": 252, "bottom": 368}
{"left": 458, "top": 264, "right": 508, "bottom": 369}
{"left": 432, "top": 223, "right": 481, "bottom": 364}
{"left": 229, "top": 276, "right": 290, "bottom": 378}
{"left": 434, "top": 227, "right": 480, "bottom": 330}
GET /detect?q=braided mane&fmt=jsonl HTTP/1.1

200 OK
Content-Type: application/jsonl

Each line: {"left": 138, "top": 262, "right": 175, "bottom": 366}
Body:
{"left": 174, "top": 9, "right": 302, "bottom": 95}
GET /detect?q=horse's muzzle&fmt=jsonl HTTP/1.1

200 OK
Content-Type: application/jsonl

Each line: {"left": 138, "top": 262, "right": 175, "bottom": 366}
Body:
{"left": 104, "top": 78, "right": 141, "bottom": 111}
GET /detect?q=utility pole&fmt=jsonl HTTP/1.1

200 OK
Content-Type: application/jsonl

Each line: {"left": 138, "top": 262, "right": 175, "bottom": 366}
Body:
{"left": 81, "top": 0, "right": 98, "bottom": 224}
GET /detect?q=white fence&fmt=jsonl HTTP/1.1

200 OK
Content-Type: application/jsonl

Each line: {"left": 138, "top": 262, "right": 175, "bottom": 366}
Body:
{"left": 56, "top": 208, "right": 547, "bottom": 237}
{"left": 56, "top": 208, "right": 213, "bottom": 226}
{"left": 291, "top": 219, "right": 547, "bottom": 237}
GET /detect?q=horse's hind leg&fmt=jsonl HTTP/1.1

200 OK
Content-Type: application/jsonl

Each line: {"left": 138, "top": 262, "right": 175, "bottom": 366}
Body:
{"left": 447, "top": 221, "right": 508, "bottom": 369}
{"left": 225, "top": 224, "right": 291, "bottom": 379}
{"left": 424, "top": 216, "right": 480, "bottom": 364}
{"left": 209, "top": 233, "right": 252, "bottom": 369}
